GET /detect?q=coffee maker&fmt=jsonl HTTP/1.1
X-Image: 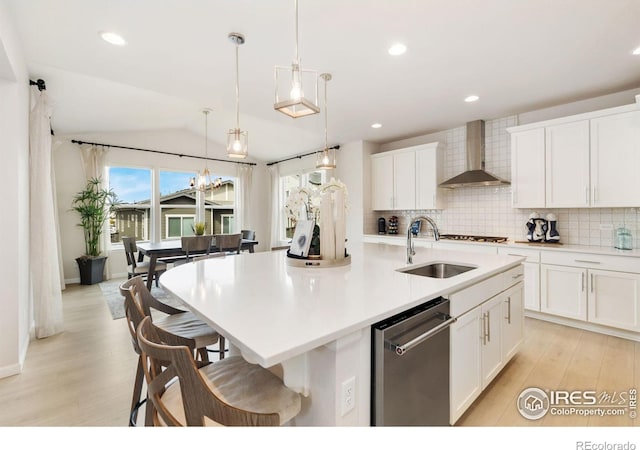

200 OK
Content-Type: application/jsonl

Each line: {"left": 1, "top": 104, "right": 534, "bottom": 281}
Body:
{"left": 378, "top": 217, "right": 386, "bottom": 235}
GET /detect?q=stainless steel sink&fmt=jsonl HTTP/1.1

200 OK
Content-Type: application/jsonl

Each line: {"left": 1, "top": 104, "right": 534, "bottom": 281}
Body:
{"left": 398, "top": 262, "right": 476, "bottom": 278}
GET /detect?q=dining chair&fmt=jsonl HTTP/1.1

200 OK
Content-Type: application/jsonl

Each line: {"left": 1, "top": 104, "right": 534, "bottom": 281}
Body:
{"left": 214, "top": 233, "right": 242, "bottom": 254}
{"left": 173, "top": 235, "right": 213, "bottom": 266}
{"left": 241, "top": 229, "right": 256, "bottom": 240}
{"left": 122, "top": 236, "right": 166, "bottom": 287}
{"left": 137, "top": 316, "right": 302, "bottom": 426}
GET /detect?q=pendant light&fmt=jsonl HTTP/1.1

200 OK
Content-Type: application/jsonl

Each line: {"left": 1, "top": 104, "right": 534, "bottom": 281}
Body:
{"left": 190, "top": 108, "right": 213, "bottom": 191}
{"left": 274, "top": 0, "right": 319, "bottom": 118}
{"left": 316, "top": 73, "right": 336, "bottom": 169}
{"left": 227, "top": 32, "right": 248, "bottom": 159}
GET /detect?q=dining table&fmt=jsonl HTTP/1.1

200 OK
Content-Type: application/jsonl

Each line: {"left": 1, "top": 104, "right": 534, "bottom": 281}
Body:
{"left": 136, "top": 238, "right": 259, "bottom": 290}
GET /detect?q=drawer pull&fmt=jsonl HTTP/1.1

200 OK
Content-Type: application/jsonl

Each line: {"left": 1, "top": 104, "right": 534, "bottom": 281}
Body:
{"left": 512, "top": 273, "right": 524, "bottom": 279}
{"left": 508, "top": 253, "right": 525, "bottom": 257}
{"left": 574, "top": 259, "right": 601, "bottom": 265}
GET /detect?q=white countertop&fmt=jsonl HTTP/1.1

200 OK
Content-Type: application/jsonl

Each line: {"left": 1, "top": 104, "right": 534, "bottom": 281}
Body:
{"left": 160, "top": 242, "right": 523, "bottom": 367}
{"left": 364, "top": 234, "right": 640, "bottom": 258}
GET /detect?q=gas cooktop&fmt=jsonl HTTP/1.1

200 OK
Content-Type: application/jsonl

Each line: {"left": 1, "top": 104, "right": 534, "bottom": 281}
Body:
{"left": 439, "top": 234, "right": 508, "bottom": 243}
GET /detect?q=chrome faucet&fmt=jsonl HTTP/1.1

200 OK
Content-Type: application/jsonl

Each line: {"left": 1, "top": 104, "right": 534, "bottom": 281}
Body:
{"left": 406, "top": 216, "right": 440, "bottom": 264}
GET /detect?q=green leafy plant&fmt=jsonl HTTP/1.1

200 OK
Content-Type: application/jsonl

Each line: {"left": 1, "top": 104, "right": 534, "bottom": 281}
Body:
{"left": 193, "top": 222, "right": 206, "bottom": 235}
{"left": 71, "top": 177, "right": 119, "bottom": 257}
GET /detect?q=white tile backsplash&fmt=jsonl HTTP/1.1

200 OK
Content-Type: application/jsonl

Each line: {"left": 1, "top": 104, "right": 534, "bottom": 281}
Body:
{"left": 365, "top": 115, "right": 640, "bottom": 248}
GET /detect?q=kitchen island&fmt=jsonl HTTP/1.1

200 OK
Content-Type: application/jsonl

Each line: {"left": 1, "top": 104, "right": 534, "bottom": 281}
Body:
{"left": 160, "top": 242, "right": 524, "bottom": 425}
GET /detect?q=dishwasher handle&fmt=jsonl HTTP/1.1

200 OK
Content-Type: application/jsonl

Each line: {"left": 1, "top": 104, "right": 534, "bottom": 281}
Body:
{"left": 392, "top": 314, "right": 457, "bottom": 356}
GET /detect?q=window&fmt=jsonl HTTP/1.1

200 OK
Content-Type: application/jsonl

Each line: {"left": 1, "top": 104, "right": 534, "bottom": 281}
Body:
{"left": 221, "top": 214, "right": 234, "bottom": 234}
{"left": 107, "top": 166, "right": 237, "bottom": 244}
{"left": 159, "top": 170, "right": 197, "bottom": 240}
{"left": 166, "top": 215, "right": 195, "bottom": 238}
{"left": 280, "top": 170, "right": 325, "bottom": 240}
{"left": 108, "top": 167, "right": 152, "bottom": 243}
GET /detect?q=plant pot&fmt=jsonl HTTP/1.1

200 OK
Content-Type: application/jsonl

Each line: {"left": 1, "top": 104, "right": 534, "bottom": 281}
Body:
{"left": 76, "top": 255, "right": 108, "bottom": 285}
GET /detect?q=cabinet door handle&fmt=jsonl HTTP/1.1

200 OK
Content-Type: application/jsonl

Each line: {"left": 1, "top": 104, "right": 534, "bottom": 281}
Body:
{"left": 505, "top": 297, "right": 512, "bottom": 324}
{"left": 581, "top": 272, "right": 585, "bottom": 292}
{"left": 590, "top": 273, "right": 594, "bottom": 293}
{"left": 482, "top": 313, "right": 488, "bottom": 345}
{"left": 584, "top": 186, "right": 588, "bottom": 204}
{"left": 486, "top": 311, "right": 491, "bottom": 343}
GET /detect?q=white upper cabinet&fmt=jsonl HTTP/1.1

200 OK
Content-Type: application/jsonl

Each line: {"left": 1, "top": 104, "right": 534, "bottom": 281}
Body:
{"left": 510, "top": 128, "right": 545, "bottom": 208}
{"left": 392, "top": 150, "right": 416, "bottom": 210}
{"left": 545, "top": 120, "right": 590, "bottom": 207}
{"left": 370, "top": 142, "right": 445, "bottom": 211}
{"left": 590, "top": 110, "right": 640, "bottom": 207}
{"left": 371, "top": 153, "right": 395, "bottom": 210}
{"left": 508, "top": 101, "right": 640, "bottom": 208}
{"left": 416, "top": 143, "right": 446, "bottom": 210}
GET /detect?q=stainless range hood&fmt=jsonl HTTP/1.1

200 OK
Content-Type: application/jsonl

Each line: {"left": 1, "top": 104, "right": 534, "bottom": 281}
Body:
{"left": 439, "top": 120, "right": 510, "bottom": 189}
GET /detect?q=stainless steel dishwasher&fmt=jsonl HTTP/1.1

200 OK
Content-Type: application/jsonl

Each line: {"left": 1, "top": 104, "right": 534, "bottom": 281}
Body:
{"left": 371, "top": 296, "right": 455, "bottom": 426}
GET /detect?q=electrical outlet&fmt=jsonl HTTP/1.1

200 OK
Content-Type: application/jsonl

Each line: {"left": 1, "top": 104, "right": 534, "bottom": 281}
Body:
{"left": 341, "top": 376, "right": 356, "bottom": 416}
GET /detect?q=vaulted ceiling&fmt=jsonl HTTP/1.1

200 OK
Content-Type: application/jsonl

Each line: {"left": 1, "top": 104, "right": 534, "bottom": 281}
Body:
{"left": 6, "top": 0, "right": 640, "bottom": 161}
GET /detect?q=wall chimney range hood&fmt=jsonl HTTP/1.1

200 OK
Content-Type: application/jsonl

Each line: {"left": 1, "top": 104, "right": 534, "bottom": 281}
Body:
{"left": 439, "top": 120, "right": 510, "bottom": 189}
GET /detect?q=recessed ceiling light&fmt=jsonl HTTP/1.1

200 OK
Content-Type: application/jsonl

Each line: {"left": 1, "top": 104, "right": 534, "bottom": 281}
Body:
{"left": 632, "top": 46, "right": 640, "bottom": 55}
{"left": 388, "top": 43, "right": 407, "bottom": 56}
{"left": 371, "top": 123, "right": 382, "bottom": 129}
{"left": 100, "top": 31, "right": 127, "bottom": 46}
{"left": 464, "top": 95, "right": 479, "bottom": 103}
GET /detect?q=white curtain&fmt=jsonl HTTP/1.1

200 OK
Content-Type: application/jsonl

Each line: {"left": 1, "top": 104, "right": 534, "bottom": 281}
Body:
{"left": 235, "top": 164, "right": 253, "bottom": 233}
{"left": 268, "top": 164, "right": 281, "bottom": 249}
{"left": 29, "top": 86, "right": 64, "bottom": 338}
{"left": 79, "top": 144, "right": 111, "bottom": 278}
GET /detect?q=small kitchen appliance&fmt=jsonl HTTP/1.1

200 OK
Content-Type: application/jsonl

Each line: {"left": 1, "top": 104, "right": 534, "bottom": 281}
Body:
{"left": 378, "top": 217, "right": 386, "bottom": 235}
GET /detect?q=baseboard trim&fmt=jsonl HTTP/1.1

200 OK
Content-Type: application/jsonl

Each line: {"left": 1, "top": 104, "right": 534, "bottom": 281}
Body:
{"left": 525, "top": 310, "right": 640, "bottom": 342}
{"left": 0, "top": 362, "right": 21, "bottom": 379}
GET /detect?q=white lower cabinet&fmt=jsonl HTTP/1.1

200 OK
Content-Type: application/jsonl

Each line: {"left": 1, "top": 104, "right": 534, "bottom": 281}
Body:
{"left": 450, "top": 305, "right": 482, "bottom": 424}
{"left": 523, "top": 262, "right": 540, "bottom": 311}
{"left": 539, "top": 251, "right": 640, "bottom": 333}
{"left": 501, "top": 283, "right": 524, "bottom": 362}
{"left": 587, "top": 269, "right": 640, "bottom": 332}
{"left": 449, "top": 271, "right": 524, "bottom": 424}
{"left": 480, "top": 294, "right": 504, "bottom": 389}
{"left": 540, "top": 264, "right": 587, "bottom": 321}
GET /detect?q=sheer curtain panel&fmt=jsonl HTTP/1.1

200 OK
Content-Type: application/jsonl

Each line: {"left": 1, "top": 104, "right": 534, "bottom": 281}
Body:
{"left": 29, "top": 86, "right": 63, "bottom": 338}
{"left": 268, "top": 164, "right": 281, "bottom": 249}
{"left": 235, "top": 164, "right": 253, "bottom": 233}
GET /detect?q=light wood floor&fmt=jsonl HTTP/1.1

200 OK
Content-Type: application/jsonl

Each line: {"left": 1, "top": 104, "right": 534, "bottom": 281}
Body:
{"left": 0, "top": 282, "right": 638, "bottom": 426}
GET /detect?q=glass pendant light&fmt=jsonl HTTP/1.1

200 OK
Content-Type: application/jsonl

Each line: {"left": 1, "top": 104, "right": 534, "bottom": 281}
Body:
{"left": 316, "top": 73, "right": 336, "bottom": 169}
{"left": 274, "top": 0, "right": 319, "bottom": 118}
{"left": 227, "top": 32, "right": 248, "bottom": 159}
{"left": 190, "top": 108, "right": 213, "bottom": 191}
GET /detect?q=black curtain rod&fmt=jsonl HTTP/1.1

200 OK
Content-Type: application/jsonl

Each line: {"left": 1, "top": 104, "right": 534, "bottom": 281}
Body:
{"left": 70, "top": 140, "right": 257, "bottom": 166}
{"left": 29, "top": 79, "right": 46, "bottom": 91}
{"left": 266, "top": 145, "right": 340, "bottom": 166}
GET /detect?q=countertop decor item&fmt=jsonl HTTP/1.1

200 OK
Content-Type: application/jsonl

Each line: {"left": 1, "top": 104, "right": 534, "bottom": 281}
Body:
{"left": 387, "top": 216, "right": 398, "bottom": 234}
{"left": 615, "top": 227, "right": 633, "bottom": 250}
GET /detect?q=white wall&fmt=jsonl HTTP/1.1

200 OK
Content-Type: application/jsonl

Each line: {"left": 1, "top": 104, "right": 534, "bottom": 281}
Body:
{"left": 53, "top": 128, "right": 271, "bottom": 282}
{"left": 0, "top": 0, "right": 31, "bottom": 378}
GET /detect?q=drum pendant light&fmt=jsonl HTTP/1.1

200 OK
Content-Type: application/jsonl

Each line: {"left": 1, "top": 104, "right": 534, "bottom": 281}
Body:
{"left": 227, "top": 32, "right": 248, "bottom": 159}
{"left": 274, "top": 0, "right": 319, "bottom": 118}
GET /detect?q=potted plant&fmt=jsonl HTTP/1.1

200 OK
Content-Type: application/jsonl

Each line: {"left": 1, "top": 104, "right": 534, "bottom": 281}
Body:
{"left": 193, "top": 222, "right": 206, "bottom": 236}
{"left": 71, "top": 177, "right": 119, "bottom": 285}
